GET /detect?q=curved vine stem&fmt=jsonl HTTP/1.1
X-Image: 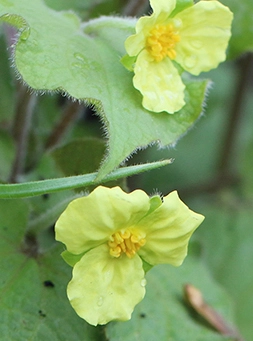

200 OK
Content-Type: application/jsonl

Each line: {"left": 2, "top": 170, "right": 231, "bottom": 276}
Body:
{"left": 0, "top": 159, "right": 173, "bottom": 198}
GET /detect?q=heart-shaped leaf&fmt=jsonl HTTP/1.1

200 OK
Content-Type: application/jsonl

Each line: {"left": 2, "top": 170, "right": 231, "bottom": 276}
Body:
{"left": 0, "top": 0, "right": 208, "bottom": 179}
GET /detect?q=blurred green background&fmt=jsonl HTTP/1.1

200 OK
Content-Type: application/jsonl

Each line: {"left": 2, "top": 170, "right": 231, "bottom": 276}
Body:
{"left": 128, "top": 56, "right": 253, "bottom": 340}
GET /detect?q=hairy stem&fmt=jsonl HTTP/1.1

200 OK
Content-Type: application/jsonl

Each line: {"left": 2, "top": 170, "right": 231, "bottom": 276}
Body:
{"left": 0, "top": 160, "right": 173, "bottom": 198}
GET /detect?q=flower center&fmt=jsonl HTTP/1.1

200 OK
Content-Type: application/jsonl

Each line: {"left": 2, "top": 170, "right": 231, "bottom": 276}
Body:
{"left": 108, "top": 229, "right": 146, "bottom": 258}
{"left": 146, "top": 23, "right": 180, "bottom": 62}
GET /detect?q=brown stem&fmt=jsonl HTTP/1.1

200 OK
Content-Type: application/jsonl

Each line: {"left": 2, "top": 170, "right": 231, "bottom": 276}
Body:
{"left": 9, "top": 83, "right": 36, "bottom": 183}
{"left": 45, "top": 100, "right": 81, "bottom": 150}
{"left": 179, "top": 55, "right": 253, "bottom": 198}
{"left": 123, "top": 0, "right": 149, "bottom": 16}
{"left": 217, "top": 54, "right": 253, "bottom": 178}
{"left": 179, "top": 173, "right": 240, "bottom": 199}
{"left": 185, "top": 284, "right": 244, "bottom": 341}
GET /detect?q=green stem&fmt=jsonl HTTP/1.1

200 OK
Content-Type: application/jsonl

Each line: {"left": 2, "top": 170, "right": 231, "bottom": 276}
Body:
{"left": 0, "top": 159, "right": 172, "bottom": 198}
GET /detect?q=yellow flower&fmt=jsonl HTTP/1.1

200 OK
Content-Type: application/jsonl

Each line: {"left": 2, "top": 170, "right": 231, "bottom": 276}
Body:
{"left": 55, "top": 186, "right": 204, "bottom": 325}
{"left": 123, "top": 0, "right": 233, "bottom": 114}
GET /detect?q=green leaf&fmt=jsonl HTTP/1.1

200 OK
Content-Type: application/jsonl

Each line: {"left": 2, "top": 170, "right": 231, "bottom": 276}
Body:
{"left": 0, "top": 35, "right": 15, "bottom": 124}
{"left": 106, "top": 254, "right": 236, "bottom": 341}
{"left": 44, "top": 0, "right": 97, "bottom": 11}
{"left": 0, "top": 1, "right": 208, "bottom": 179}
{"left": 0, "top": 199, "right": 102, "bottom": 341}
{"left": 44, "top": 0, "right": 119, "bottom": 18}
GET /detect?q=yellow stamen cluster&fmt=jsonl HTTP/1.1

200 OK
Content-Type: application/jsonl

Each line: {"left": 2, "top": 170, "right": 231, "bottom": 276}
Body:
{"left": 146, "top": 23, "right": 180, "bottom": 62}
{"left": 108, "top": 229, "right": 146, "bottom": 258}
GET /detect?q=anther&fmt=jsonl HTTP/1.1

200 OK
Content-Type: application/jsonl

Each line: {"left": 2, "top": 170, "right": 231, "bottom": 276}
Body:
{"left": 146, "top": 23, "right": 180, "bottom": 62}
{"left": 108, "top": 229, "right": 146, "bottom": 258}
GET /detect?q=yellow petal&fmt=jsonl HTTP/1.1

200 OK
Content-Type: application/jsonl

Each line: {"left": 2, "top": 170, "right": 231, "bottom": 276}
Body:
{"left": 125, "top": 16, "right": 156, "bottom": 56}
{"left": 138, "top": 191, "right": 204, "bottom": 266}
{"left": 125, "top": 0, "right": 176, "bottom": 57}
{"left": 55, "top": 186, "right": 150, "bottom": 255}
{"left": 150, "top": 0, "right": 176, "bottom": 20}
{"left": 133, "top": 50, "right": 185, "bottom": 113}
{"left": 175, "top": 1, "right": 233, "bottom": 75}
{"left": 67, "top": 244, "right": 146, "bottom": 325}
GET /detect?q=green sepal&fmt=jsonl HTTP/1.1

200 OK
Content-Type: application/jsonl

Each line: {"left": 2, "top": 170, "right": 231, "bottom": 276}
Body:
{"left": 141, "top": 258, "right": 153, "bottom": 273}
{"left": 147, "top": 195, "right": 163, "bottom": 215}
{"left": 121, "top": 54, "right": 136, "bottom": 71}
{"left": 61, "top": 250, "right": 84, "bottom": 267}
{"left": 170, "top": 0, "right": 194, "bottom": 17}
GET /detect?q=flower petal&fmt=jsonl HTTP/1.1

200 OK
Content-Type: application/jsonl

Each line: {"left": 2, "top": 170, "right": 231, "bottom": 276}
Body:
{"left": 125, "top": 0, "right": 176, "bottom": 57}
{"left": 125, "top": 16, "right": 156, "bottom": 56}
{"left": 150, "top": 0, "right": 176, "bottom": 19}
{"left": 175, "top": 1, "right": 233, "bottom": 75}
{"left": 138, "top": 191, "right": 204, "bottom": 266}
{"left": 55, "top": 186, "right": 150, "bottom": 255}
{"left": 125, "top": 22, "right": 147, "bottom": 56}
{"left": 67, "top": 244, "right": 146, "bottom": 326}
{"left": 133, "top": 50, "right": 185, "bottom": 113}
